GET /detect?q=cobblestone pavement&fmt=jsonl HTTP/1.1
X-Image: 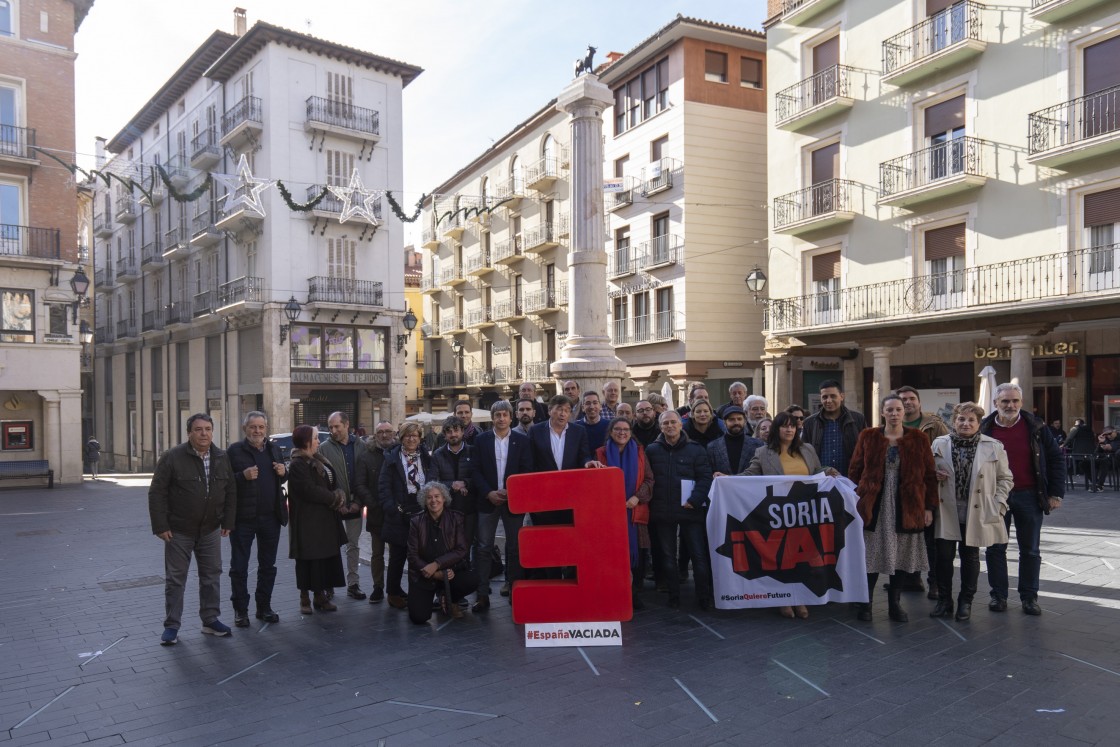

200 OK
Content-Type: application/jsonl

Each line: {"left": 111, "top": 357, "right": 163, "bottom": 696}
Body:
{"left": 2, "top": 476, "right": 1119, "bottom": 745}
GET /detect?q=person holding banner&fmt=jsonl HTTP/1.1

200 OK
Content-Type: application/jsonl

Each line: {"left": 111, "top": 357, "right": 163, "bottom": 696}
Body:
{"left": 931, "top": 403, "right": 1012, "bottom": 621}
{"left": 594, "top": 417, "right": 654, "bottom": 609}
{"left": 739, "top": 411, "right": 837, "bottom": 619}
{"left": 849, "top": 394, "right": 939, "bottom": 623}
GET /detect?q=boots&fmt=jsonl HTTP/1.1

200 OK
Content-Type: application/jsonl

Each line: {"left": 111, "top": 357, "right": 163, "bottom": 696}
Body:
{"left": 299, "top": 590, "right": 312, "bottom": 615}
{"left": 887, "top": 575, "right": 909, "bottom": 622}
{"left": 857, "top": 573, "right": 875, "bottom": 621}
{"left": 930, "top": 581, "right": 954, "bottom": 618}
{"left": 313, "top": 591, "right": 337, "bottom": 611}
{"left": 955, "top": 593, "right": 972, "bottom": 621}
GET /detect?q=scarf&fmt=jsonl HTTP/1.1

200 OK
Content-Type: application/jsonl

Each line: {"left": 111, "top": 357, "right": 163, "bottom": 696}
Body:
{"left": 604, "top": 438, "right": 641, "bottom": 566}
{"left": 950, "top": 433, "right": 981, "bottom": 524}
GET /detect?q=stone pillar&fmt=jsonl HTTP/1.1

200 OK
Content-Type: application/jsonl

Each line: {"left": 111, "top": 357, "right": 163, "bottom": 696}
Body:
{"left": 763, "top": 355, "right": 789, "bottom": 414}
{"left": 866, "top": 344, "right": 897, "bottom": 425}
{"left": 1004, "top": 335, "right": 1035, "bottom": 412}
{"left": 42, "top": 392, "right": 61, "bottom": 482}
{"left": 59, "top": 390, "right": 83, "bottom": 482}
{"left": 751, "top": 368, "right": 764, "bottom": 399}
{"left": 551, "top": 73, "right": 627, "bottom": 395}
{"left": 842, "top": 357, "right": 862, "bottom": 414}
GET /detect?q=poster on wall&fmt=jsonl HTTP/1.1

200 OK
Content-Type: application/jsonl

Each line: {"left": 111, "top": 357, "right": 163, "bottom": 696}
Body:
{"left": 707, "top": 476, "right": 867, "bottom": 609}
{"left": 917, "top": 389, "right": 960, "bottom": 427}
{"left": 1, "top": 421, "right": 33, "bottom": 451}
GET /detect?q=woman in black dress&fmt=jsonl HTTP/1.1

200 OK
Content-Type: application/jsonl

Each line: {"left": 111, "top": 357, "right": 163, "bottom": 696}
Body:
{"left": 287, "top": 424, "right": 350, "bottom": 614}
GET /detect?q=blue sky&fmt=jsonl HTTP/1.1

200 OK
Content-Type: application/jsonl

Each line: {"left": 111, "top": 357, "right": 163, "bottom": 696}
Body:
{"left": 75, "top": 1, "right": 767, "bottom": 236}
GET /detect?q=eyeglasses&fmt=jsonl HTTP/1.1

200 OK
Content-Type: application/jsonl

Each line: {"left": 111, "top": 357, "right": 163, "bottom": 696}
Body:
{"left": 790, "top": 416, "right": 804, "bottom": 422}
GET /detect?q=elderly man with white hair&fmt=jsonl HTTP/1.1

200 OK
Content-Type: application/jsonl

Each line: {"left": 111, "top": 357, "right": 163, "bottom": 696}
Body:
{"left": 716, "top": 382, "right": 749, "bottom": 420}
{"left": 744, "top": 394, "right": 769, "bottom": 437}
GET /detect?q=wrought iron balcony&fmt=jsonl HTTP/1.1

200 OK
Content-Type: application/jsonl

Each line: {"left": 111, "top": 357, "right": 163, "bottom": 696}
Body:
{"left": 218, "top": 276, "right": 264, "bottom": 307}
{"left": 165, "top": 154, "right": 190, "bottom": 189}
{"left": 142, "top": 309, "right": 162, "bottom": 331}
{"left": 774, "top": 179, "right": 858, "bottom": 234}
{"left": 307, "top": 276, "right": 384, "bottom": 306}
{"left": 0, "top": 124, "right": 36, "bottom": 162}
{"left": 94, "top": 267, "right": 115, "bottom": 289}
{"left": 162, "top": 225, "right": 190, "bottom": 259}
{"left": 607, "top": 180, "right": 636, "bottom": 212}
{"left": 523, "top": 360, "right": 553, "bottom": 381}
{"left": 165, "top": 302, "right": 192, "bottom": 325}
{"left": 93, "top": 212, "right": 112, "bottom": 238}
{"left": 1029, "top": 0, "right": 1114, "bottom": 22}
{"left": 94, "top": 326, "right": 113, "bottom": 344}
{"left": 115, "top": 319, "right": 137, "bottom": 338}
{"left": 613, "top": 235, "right": 683, "bottom": 277}
{"left": 115, "top": 256, "right": 139, "bottom": 281}
{"left": 523, "top": 286, "right": 562, "bottom": 314}
{"left": 190, "top": 127, "right": 221, "bottom": 170}
{"left": 305, "top": 97, "right": 380, "bottom": 140}
{"left": 439, "top": 370, "right": 468, "bottom": 387}
{"left": 780, "top": 0, "right": 843, "bottom": 24}
{"left": 612, "top": 311, "right": 681, "bottom": 347}
{"left": 141, "top": 239, "right": 164, "bottom": 266}
{"left": 493, "top": 235, "right": 524, "bottom": 264}
{"left": 465, "top": 251, "right": 493, "bottom": 276}
{"left": 1028, "top": 84, "right": 1120, "bottom": 168}
{"left": 467, "top": 306, "right": 494, "bottom": 328}
{"left": 113, "top": 188, "right": 137, "bottom": 224}
{"left": 439, "top": 316, "right": 466, "bottom": 335}
{"left": 641, "top": 158, "right": 679, "bottom": 196}
{"left": 191, "top": 210, "right": 222, "bottom": 247}
{"left": 524, "top": 222, "right": 560, "bottom": 254}
{"left": 215, "top": 183, "right": 267, "bottom": 231}
{"left": 221, "top": 95, "right": 263, "bottom": 147}
{"left": 775, "top": 65, "right": 855, "bottom": 131}
{"left": 492, "top": 174, "right": 526, "bottom": 209}
{"left": 421, "top": 274, "right": 440, "bottom": 294}
{"left": 878, "top": 137, "right": 992, "bottom": 207}
{"left": 882, "top": 1, "right": 985, "bottom": 86}
{"left": 439, "top": 264, "right": 466, "bottom": 287}
{"left": 0, "top": 224, "right": 61, "bottom": 260}
{"left": 525, "top": 156, "right": 564, "bottom": 191}
{"left": 467, "top": 368, "right": 496, "bottom": 387}
{"left": 193, "top": 289, "right": 216, "bottom": 317}
{"left": 305, "top": 184, "right": 382, "bottom": 224}
{"left": 493, "top": 299, "right": 524, "bottom": 321}
{"left": 493, "top": 365, "right": 518, "bottom": 384}
{"left": 763, "top": 244, "right": 1120, "bottom": 335}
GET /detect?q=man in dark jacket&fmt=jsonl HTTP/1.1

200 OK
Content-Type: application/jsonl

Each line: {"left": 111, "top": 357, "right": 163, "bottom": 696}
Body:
{"left": 226, "top": 411, "right": 287, "bottom": 628}
{"left": 514, "top": 381, "right": 549, "bottom": 423}
{"left": 321, "top": 411, "right": 366, "bottom": 601}
{"left": 632, "top": 400, "right": 660, "bottom": 447}
{"left": 800, "top": 380, "right": 866, "bottom": 477}
{"left": 431, "top": 416, "right": 477, "bottom": 558}
{"left": 645, "top": 410, "right": 714, "bottom": 610}
{"left": 354, "top": 421, "right": 395, "bottom": 603}
{"left": 708, "top": 406, "right": 764, "bottom": 475}
{"left": 148, "top": 413, "right": 237, "bottom": 645}
{"left": 981, "top": 383, "right": 1065, "bottom": 615}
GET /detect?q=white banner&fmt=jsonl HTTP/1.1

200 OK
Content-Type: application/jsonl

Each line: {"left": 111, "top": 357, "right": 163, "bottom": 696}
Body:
{"left": 707, "top": 476, "right": 867, "bottom": 609}
{"left": 603, "top": 178, "right": 625, "bottom": 193}
{"left": 525, "top": 622, "right": 622, "bottom": 647}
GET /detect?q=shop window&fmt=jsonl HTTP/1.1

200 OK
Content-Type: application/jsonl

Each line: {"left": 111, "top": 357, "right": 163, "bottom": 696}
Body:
{"left": 291, "top": 324, "right": 387, "bottom": 371}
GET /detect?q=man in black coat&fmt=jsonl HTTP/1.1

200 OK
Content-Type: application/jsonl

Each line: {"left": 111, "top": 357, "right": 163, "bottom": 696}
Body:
{"left": 354, "top": 422, "right": 395, "bottom": 604}
{"left": 431, "top": 416, "right": 477, "bottom": 558}
{"left": 226, "top": 411, "right": 288, "bottom": 628}
{"left": 800, "top": 379, "right": 866, "bottom": 477}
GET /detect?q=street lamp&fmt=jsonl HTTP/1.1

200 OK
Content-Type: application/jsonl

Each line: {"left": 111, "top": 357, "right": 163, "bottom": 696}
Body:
{"left": 279, "top": 295, "right": 302, "bottom": 344}
{"left": 450, "top": 337, "right": 464, "bottom": 357}
{"left": 69, "top": 267, "right": 90, "bottom": 323}
{"left": 395, "top": 307, "right": 417, "bottom": 354}
{"left": 79, "top": 319, "right": 93, "bottom": 345}
{"left": 744, "top": 266, "right": 768, "bottom": 302}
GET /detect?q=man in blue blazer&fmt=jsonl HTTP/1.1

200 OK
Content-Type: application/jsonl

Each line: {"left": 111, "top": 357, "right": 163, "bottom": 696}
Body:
{"left": 527, "top": 394, "right": 600, "bottom": 578}
{"left": 472, "top": 400, "right": 533, "bottom": 612}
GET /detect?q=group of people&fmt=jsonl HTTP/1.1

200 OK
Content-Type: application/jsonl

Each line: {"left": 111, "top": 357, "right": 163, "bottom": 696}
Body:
{"left": 1053, "top": 417, "right": 1119, "bottom": 493}
{"left": 146, "top": 376, "right": 1065, "bottom": 645}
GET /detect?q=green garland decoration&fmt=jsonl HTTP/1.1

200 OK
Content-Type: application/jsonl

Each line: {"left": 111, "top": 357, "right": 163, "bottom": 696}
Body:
{"left": 276, "top": 181, "right": 329, "bottom": 212}
{"left": 154, "top": 164, "right": 212, "bottom": 203}
{"left": 385, "top": 189, "right": 426, "bottom": 223}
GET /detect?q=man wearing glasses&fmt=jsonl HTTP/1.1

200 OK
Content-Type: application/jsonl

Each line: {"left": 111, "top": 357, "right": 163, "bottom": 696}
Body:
{"left": 632, "top": 400, "right": 660, "bottom": 447}
{"left": 980, "top": 383, "right": 1064, "bottom": 615}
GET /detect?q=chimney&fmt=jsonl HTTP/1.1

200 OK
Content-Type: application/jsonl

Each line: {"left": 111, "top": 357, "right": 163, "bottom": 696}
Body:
{"left": 606, "top": 51, "right": 624, "bottom": 65}
{"left": 94, "top": 137, "right": 106, "bottom": 169}
{"left": 234, "top": 7, "right": 247, "bottom": 36}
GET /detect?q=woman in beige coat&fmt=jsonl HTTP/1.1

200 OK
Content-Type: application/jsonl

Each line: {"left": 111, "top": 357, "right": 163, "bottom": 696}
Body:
{"left": 931, "top": 402, "right": 1013, "bottom": 622}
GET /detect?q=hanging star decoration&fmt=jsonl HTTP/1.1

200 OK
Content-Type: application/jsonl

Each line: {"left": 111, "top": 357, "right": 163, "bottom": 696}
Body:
{"left": 328, "top": 167, "right": 384, "bottom": 224}
{"left": 213, "top": 154, "right": 273, "bottom": 219}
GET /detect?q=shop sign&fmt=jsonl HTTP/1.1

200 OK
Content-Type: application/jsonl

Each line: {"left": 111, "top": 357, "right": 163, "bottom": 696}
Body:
{"left": 973, "top": 341, "right": 1079, "bottom": 360}
{"left": 722, "top": 361, "right": 744, "bottom": 368}
{"left": 809, "top": 360, "right": 841, "bottom": 370}
{"left": 291, "top": 371, "right": 388, "bottom": 384}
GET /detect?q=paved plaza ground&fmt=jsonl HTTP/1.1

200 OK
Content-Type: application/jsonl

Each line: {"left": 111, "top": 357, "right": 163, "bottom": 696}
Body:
{"left": 2, "top": 475, "right": 1120, "bottom": 746}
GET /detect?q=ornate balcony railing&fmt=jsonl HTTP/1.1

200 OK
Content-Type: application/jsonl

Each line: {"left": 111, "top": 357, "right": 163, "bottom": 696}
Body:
{"left": 467, "top": 368, "right": 495, "bottom": 386}
{"left": 1028, "top": 84, "right": 1120, "bottom": 156}
{"left": 467, "top": 306, "right": 492, "bottom": 326}
{"left": 193, "top": 289, "right": 216, "bottom": 317}
{"left": 222, "top": 96, "right": 263, "bottom": 137}
{"left": 165, "top": 302, "right": 192, "bottom": 324}
{"left": 763, "top": 244, "right": 1120, "bottom": 334}
{"left": 306, "top": 96, "right": 380, "bottom": 136}
{"left": 493, "top": 365, "right": 518, "bottom": 384}
{"left": 493, "top": 235, "right": 523, "bottom": 262}
{"left": 218, "top": 276, "right": 264, "bottom": 306}
{"left": 775, "top": 65, "right": 854, "bottom": 124}
{"left": 523, "top": 360, "right": 553, "bottom": 381}
{"left": 439, "top": 316, "right": 464, "bottom": 334}
{"left": 614, "top": 235, "right": 683, "bottom": 275}
{"left": 115, "top": 256, "right": 138, "bottom": 279}
{"left": 613, "top": 311, "right": 681, "bottom": 346}
{"left": 307, "top": 276, "right": 384, "bottom": 306}
{"left": 115, "top": 319, "right": 137, "bottom": 338}
{"left": 493, "top": 299, "right": 523, "bottom": 320}
{"left": 141, "top": 239, "right": 163, "bottom": 265}
{"left": 883, "top": 1, "right": 983, "bottom": 76}
{"left": 465, "top": 251, "right": 491, "bottom": 274}
{"left": 0, "top": 224, "right": 60, "bottom": 259}
{"left": 641, "top": 158, "right": 680, "bottom": 196}
{"left": 0, "top": 124, "right": 36, "bottom": 160}
{"left": 774, "top": 179, "right": 857, "bottom": 228}
{"left": 879, "top": 137, "right": 992, "bottom": 198}
{"left": 523, "top": 286, "right": 561, "bottom": 313}
{"left": 142, "top": 309, "right": 162, "bottom": 331}
{"left": 190, "top": 127, "right": 221, "bottom": 164}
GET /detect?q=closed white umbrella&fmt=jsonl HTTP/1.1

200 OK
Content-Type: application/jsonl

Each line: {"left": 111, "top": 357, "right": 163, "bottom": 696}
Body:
{"left": 978, "top": 366, "right": 998, "bottom": 417}
{"left": 661, "top": 381, "right": 675, "bottom": 409}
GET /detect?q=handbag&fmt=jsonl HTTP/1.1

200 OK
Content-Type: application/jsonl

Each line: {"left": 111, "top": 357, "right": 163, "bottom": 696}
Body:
{"left": 632, "top": 502, "right": 649, "bottom": 525}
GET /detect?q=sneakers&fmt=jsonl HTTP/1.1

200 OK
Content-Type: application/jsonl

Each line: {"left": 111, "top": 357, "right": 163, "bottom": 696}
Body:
{"left": 347, "top": 584, "right": 367, "bottom": 600}
{"left": 368, "top": 587, "right": 384, "bottom": 604}
{"left": 160, "top": 627, "right": 178, "bottom": 646}
{"left": 201, "top": 620, "right": 233, "bottom": 637}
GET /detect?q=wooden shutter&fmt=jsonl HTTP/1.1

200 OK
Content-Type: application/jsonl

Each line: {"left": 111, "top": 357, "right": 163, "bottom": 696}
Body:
{"left": 924, "top": 95, "right": 965, "bottom": 136}
{"left": 1084, "top": 187, "right": 1120, "bottom": 227}
{"left": 813, "top": 36, "right": 840, "bottom": 73}
{"left": 812, "top": 251, "right": 841, "bottom": 281}
{"left": 1085, "top": 36, "right": 1120, "bottom": 96}
{"left": 926, "top": 0, "right": 958, "bottom": 15}
{"left": 925, "top": 223, "right": 966, "bottom": 261}
{"left": 811, "top": 142, "right": 839, "bottom": 183}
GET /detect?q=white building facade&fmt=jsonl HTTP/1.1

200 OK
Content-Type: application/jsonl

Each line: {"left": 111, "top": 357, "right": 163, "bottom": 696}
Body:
{"left": 764, "top": 0, "right": 1120, "bottom": 429}
{"left": 91, "top": 18, "right": 421, "bottom": 469}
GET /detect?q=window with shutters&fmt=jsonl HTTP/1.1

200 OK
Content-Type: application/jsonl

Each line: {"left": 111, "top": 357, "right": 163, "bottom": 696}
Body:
{"left": 246, "top": 240, "right": 257, "bottom": 278}
{"left": 1084, "top": 187, "right": 1119, "bottom": 280}
{"left": 655, "top": 287, "right": 674, "bottom": 339}
{"left": 1082, "top": 34, "right": 1120, "bottom": 140}
{"left": 923, "top": 222, "right": 966, "bottom": 302}
{"left": 613, "top": 57, "right": 669, "bottom": 135}
{"left": 741, "top": 57, "right": 762, "bottom": 89}
{"left": 326, "top": 71, "right": 354, "bottom": 120}
{"left": 327, "top": 236, "right": 356, "bottom": 280}
{"left": 613, "top": 296, "right": 628, "bottom": 344}
{"left": 928, "top": 0, "right": 966, "bottom": 53}
{"left": 810, "top": 250, "right": 842, "bottom": 320}
{"left": 326, "top": 149, "right": 355, "bottom": 186}
{"left": 705, "top": 51, "right": 728, "bottom": 83}
{"left": 923, "top": 94, "right": 966, "bottom": 181}
{"left": 809, "top": 141, "right": 840, "bottom": 216}
{"left": 810, "top": 36, "right": 839, "bottom": 105}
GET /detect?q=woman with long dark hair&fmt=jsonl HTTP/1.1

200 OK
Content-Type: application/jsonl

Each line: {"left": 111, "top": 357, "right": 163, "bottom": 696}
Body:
{"left": 287, "top": 425, "right": 349, "bottom": 614}
{"left": 849, "top": 394, "right": 939, "bottom": 623}
{"left": 593, "top": 417, "right": 654, "bottom": 609}
{"left": 741, "top": 411, "right": 837, "bottom": 618}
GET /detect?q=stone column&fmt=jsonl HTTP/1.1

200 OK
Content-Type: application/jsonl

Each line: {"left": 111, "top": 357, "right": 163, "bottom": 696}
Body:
{"left": 551, "top": 73, "right": 627, "bottom": 397}
{"left": 751, "top": 368, "right": 764, "bottom": 399}
{"left": 59, "top": 390, "right": 83, "bottom": 482}
{"left": 842, "top": 357, "right": 863, "bottom": 416}
{"left": 42, "top": 392, "right": 61, "bottom": 482}
{"left": 762, "top": 354, "right": 790, "bottom": 413}
{"left": 1004, "top": 335, "right": 1035, "bottom": 411}
{"left": 865, "top": 344, "right": 897, "bottom": 424}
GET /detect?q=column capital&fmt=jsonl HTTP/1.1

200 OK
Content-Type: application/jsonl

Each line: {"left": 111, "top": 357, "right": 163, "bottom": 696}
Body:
{"left": 556, "top": 74, "right": 612, "bottom": 114}
{"left": 989, "top": 323, "right": 1055, "bottom": 340}
{"left": 862, "top": 336, "right": 908, "bottom": 351}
